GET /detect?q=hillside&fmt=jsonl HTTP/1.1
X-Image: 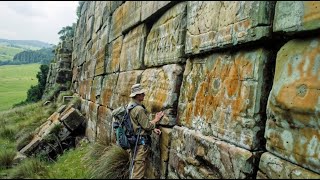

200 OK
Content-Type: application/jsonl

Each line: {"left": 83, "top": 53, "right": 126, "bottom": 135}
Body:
{"left": 0, "top": 45, "right": 25, "bottom": 61}
{"left": 0, "top": 39, "right": 54, "bottom": 62}
{"left": 0, "top": 38, "right": 53, "bottom": 49}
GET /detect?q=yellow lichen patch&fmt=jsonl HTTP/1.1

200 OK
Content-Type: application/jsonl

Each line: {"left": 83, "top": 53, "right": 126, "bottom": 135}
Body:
{"left": 190, "top": 52, "right": 255, "bottom": 124}
{"left": 303, "top": 1, "right": 320, "bottom": 23}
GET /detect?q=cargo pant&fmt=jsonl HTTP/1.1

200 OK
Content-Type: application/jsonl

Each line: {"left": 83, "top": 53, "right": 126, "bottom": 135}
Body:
{"left": 130, "top": 144, "right": 150, "bottom": 179}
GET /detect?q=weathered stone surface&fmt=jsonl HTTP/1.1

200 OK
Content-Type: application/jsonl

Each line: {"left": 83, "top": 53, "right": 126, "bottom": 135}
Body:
{"left": 178, "top": 48, "right": 271, "bottom": 150}
{"left": 122, "top": 1, "right": 142, "bottom": 33}
{"left": 109, "top": 4, "right": 123, "bottom": 43}
{"left": 100, "top": 73, "right": 119, "bottom": 107}
{"left": 140, "top": 64, "right": 183, "bottom": 126}
{"left": 96, "top": 106, "right": 113, "bottom": 143}
{"left": 185, "top": 1, "right": 274, "bottom": 55}
{"left": 169, "top": 126, "right": 261, "bottom": 179}
{"left": 141, "top": 1, "right": 173, "bottom": 22}
{"left": 93, "top": 1, "right": 105, "bottom": 33}
{"left": 106, "top": 36, "right": 123, "bottom": 74}
{"left": 258, "top": 152, "right": 320, "bottom": 179}
{"left": 94, "top": 43, "right": 106, "bottom": 76}
{"left": 90, "top": 76, "right": 103, "bottom": 103}
{"left": 110, "top": 70, "right": 144, "bottom": 109}
{"left": 86, "top": 16, "right": 94, "bottom": 44}
{"left": 55, "top": 69, "right": 72, "bottom": 84}
{"left": 20, "top": 135, "right": 41, "bottom": 155}
{"left": 60, "top": 108, "right": 85, "bottom": 132}
{"left": 144, "top": 2, "right": 187, "bottom": 67}
{"left": 109, "top": 1, "right": 124, "bottom": 15}
{"left": 84, "top": 102, "right": 99, "bottom": 142}
{"left": 80, "top": 78, "right": 93, "bottom": 100}
{"left": 120, "top": 24, "right": 147, "bottom": 72}
{"left": 274, "top": 2, "right": 320, "bottom": 33}
{"left": 159, "top": 127, "right": 172, "bottom": 162}
{"left": 266, "top": 37, "right": 320, "bottom": 174}
{"left": 79, "top": 79, "right": 92, "bottom": 100}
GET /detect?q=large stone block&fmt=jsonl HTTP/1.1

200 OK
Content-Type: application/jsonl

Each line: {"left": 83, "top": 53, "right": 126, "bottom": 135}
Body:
{"left": 140, "top": 64, "right": 183, "bottom": 126}
{"left": 109, "top": 4, "right": 123, "bottom": 43}
{"left": 120, "top": 24, "right": 147, "bottom": 72}
{"left": 141, "top": 1, "right": 174, "bottom": 22}
{"left": 110, "top": 70, "right": 144, "bottom": 109}
{"left": 273, "top": 2, "right": 320, "bottom": 33}
{"left": 178, "top": 48, "right": 272, "bottom": 150}
{"left": 97, "top": 106, "right": 113, "bottom": 143}
{"left": 121, "top": 1, "right": 142, "bottom": 33}
{"left": 168, "top": 126, "right": 261, "bottom": 179}
{"left": 85, "top": 102, "right": 99, "bottom": 142}
{"left": 60, "top": 107, "right": 85, "bottom": 132}
{"left": 265, "top": 37, "right": 320, "bottom": 174}
{"left": 90, "top": 76, "right": 103, "bottom": 104}
{"left": 106, "top": 36, "right": 123, "bottom": 74}
{"left": 100, "top": 73, "right": 119, "bottom": 107}
{"left": 185, "top": 1, "right": 274, "bottom": 55}
{"left": 258, "top": 152, "right": 320, "bottom": 178}
{"left": 144, "top": 2, "right": 187, "bottom": 67}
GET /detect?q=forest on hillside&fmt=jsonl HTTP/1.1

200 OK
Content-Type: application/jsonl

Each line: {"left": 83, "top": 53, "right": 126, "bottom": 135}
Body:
{"left": 0, "top": 47, "right": 54, "bottom": 66}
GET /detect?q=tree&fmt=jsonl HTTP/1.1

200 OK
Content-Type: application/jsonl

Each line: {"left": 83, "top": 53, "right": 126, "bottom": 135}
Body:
{"left": 76, "top": 1, "right": 85, "bottom": 19}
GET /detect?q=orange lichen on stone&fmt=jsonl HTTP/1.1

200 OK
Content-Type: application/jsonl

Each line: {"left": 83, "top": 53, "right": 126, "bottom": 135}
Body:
{"left": 276, "top": 47, "right": 320, "bottom": 112}
{"left": 190, "top": 52, "right": 254, "bottom": 124}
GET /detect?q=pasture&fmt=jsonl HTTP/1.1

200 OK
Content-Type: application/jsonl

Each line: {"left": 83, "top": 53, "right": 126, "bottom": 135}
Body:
{"left": 0, "top": 64, "right": 40, "bottom": 111}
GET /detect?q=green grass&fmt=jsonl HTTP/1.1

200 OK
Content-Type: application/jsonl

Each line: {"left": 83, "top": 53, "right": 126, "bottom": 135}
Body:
{"left": 43, "top": 144, "right": 91, "bottom": 179}
{"left": 0, "top": 64, "right": 40, "bottom": 112}
{"left": 0, "top": 45, "right": 25, "bottom": 61}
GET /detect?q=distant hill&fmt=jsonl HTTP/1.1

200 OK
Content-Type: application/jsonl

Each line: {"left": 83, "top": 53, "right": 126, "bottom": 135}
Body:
{"left": 0, "top": 39, "right": 54, "bottom": 49}
{"left": 0, "top": 38, "right": 55, "bottom": 62}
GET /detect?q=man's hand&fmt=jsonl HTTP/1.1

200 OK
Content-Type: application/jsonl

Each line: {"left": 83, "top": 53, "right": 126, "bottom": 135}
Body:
{"left": 154, "top": 128, "right": 161, "bottom": 135}
{"left": 155, "top": 111, "right": 164, "bottom": 122}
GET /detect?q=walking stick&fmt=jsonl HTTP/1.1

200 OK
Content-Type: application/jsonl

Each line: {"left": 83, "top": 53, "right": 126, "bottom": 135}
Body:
{"left": 129, "top": 126, "right": 141, "bottom": 179}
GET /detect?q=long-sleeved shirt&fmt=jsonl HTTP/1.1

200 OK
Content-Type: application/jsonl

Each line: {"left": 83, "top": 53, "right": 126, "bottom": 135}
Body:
{"left": 128, "top": 98, "right": 155, "bottom": 136}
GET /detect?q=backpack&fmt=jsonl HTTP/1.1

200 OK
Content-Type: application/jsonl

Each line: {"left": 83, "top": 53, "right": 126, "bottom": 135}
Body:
{"left": 112, "top": 103, "right": 141, "bottom": 149}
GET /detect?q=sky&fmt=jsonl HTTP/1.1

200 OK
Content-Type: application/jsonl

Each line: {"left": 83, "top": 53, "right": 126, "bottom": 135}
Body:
{"left": 0, "top": 1, "right": 78, "bottom": 45}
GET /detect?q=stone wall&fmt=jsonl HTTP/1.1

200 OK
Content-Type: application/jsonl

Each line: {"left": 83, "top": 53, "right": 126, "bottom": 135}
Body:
{"left": 67, "top": 1, "right": 320, "bottom": 179}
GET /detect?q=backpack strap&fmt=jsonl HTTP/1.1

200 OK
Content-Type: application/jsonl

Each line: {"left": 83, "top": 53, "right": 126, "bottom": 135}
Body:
{"left": 126, "top": 102, "right": 144, "bottom": 132}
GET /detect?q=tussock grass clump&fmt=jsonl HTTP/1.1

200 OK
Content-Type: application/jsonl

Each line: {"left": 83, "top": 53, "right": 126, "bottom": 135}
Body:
{"left": 0, "top": 126, "right": 16, "bottom": 140}
{"left": 7, "top": 158, "right": 48, "bottom": 179}
{"left": 84, "top": 143, "right": 130, "bottom": 179}
{"left": 0, "top": 149, "right": 16, "bottom": 169}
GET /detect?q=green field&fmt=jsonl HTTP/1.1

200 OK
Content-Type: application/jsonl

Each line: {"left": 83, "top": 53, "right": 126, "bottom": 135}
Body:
{"left": 0, "top": 64, "right": 40, "bottom": 111}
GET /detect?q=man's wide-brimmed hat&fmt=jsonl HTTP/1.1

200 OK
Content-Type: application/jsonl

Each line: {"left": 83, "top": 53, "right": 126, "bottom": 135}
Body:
{"left": 129, "top": 83, "right": 146, "bottom": 97}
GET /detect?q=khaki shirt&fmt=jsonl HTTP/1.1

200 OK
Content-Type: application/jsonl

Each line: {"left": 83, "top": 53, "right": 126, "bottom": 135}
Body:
{"left": 128, "top": 99, "right": 155, "bottom": 136}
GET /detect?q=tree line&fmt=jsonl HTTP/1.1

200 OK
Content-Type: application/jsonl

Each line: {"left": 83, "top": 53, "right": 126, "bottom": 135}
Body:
{"left": 0, "top": 47, "right": 54, "bottom": 66}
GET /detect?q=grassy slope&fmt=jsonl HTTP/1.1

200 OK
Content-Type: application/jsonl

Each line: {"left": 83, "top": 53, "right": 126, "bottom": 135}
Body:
{"left": 0, "top": 64, "right": 40, "bottom": 111}
{"left": 0, "top": 45, "right": 25, "bottom": 61}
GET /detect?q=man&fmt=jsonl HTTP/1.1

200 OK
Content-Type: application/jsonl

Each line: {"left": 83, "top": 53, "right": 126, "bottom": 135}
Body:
{"left": 128, "top": 83, "right": 164, "bottom": 179}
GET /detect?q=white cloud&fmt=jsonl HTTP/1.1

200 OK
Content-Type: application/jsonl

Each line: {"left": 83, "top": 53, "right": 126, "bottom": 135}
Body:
{"left": 0, "top": 1, "right": 78, "bottom": 45}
